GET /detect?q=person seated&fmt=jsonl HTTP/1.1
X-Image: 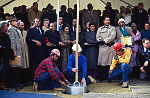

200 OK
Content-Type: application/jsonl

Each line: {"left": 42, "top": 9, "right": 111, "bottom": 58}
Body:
{"left": 108, "top": 42, "right": 132, "bottom": 88}
{"left": 63, "top": 44, "right": 96, "bottom": 85}
{"left": 136, "top": 38, "right": 150, "bottom": 80}
{"left": 33, "top": 49, "right": 70, "bottom": 91}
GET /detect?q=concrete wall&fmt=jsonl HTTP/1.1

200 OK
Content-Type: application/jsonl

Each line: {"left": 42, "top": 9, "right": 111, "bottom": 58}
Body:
{"left": 1, "top": 0, "right": 150, "bottom": 14}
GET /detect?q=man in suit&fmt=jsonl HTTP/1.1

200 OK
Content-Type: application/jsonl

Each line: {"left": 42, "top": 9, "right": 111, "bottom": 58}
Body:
{"left": 28, "top": 2, "right": 42, "bottom": 24}
{"left": 26, "top": 18, "right": 45, "bottom": 78}
{"left": 135, "top": 3, "right": 148, "bottom": 31}
{"left": 82, "top": 3, "right": 99, "bottom": 30}
{"left": 136, "top": 38, "right": 150, "bottom": 80}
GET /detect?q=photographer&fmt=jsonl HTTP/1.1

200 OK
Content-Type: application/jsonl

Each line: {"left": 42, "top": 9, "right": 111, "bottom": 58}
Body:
{"left": 136, "top": 38, "right": 150, "bottom": 80}
{"left": 108, "top": 42, "right": 132, "bottom": 88}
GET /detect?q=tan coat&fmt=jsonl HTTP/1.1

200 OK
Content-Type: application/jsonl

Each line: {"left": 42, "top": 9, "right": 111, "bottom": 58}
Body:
{"left": 96, "top": 25, "right": 116, "bottom": 66}
{"left": 116, "top": 26, "right": 133, "bottom": 41}
{"left": 28, "top": 8, "right": 42, "bottom": 24}
{"left": 18, "top": 30, "right": 29, "bottom": 68}
{"left": 42, "top": 26, "right": 49, "bottom": 35}
{"left": 82, "top": 10, "right": 99, "bottom": 29}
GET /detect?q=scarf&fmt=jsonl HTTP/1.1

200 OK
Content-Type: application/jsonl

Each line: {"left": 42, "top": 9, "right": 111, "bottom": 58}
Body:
{"left": 119, "top": 26, "right": 128, "bottom": 37}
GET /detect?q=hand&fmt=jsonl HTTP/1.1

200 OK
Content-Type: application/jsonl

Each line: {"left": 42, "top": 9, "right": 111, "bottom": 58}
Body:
{"left": 60, "top": 42, "right": 65, "bottom": 47}
{"left": 72, "top": 40, "right": 76, "bottom": 44}
{"left": 81, "top": 78, "right": 86, "bottom": 85}
{"left": 140, "top": 67, "right": 145, "bottom": 73}
{"left": 65, "top": 80, "right": 71, "bottom": 85}
{"left": 98, "top": 39, "right": 105, "bottom": 45}
{"left": 46, "top": 42, "right": 54, "bottom": 46}
{"left": 60, "top": 81, "right": 66, "bottom": 86}
{"left": 109, "top": 70, "right": 113, "bottom": 75}
{"left": 46, "top": 42, "right": 51, "bottom": 46}
{"left": 14, "top": 52, "right": 17, "bottom": 57}
{"left": 144, "top": 61, "right": 148, "bottom": 66}
{"left": 72, "top": 68, "right": 78, "bottom": 72}
{"left": 84, "top": 43, "right": 88, "bottom": 45}
{"left": 114, "top": 55, "right": 119, "bottom": 60}
{"left": 32, "top": 40, "right": 41, "bottom": 46}
{"left": 36, "top": 41, "right": 41, "bottom": 46}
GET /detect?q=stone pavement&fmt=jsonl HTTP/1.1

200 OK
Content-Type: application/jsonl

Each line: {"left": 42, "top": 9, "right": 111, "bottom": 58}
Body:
{"left": 83, "top": 79, "right": 150, "bottom": 98}
{"left": 17, "top": 79, "right": 150, "bottom": 98}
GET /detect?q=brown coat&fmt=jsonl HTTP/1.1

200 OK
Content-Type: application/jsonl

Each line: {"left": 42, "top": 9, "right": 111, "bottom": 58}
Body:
{"left": 96, "top": 25, "right": 116, "bottom": 66}
{"left": 28, "top": 8, "right": 42, "bottom": 24}
{"left": 59, "top": 32, "right": 72, "bottom": 70}
{"left": 116, "top": 26, "right": 133, "bottom": 41}
{"left": 82, "top": 10, "right": 99, "bottom": 29}
{"left": 18, "top": 30, "right": 29, "bottom": 68}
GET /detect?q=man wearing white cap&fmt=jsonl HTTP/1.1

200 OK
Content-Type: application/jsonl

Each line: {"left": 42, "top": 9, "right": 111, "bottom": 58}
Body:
{"left": 63, "top": 44, "right": 96, "bottom": 85}
{"left": 116, "top": 18, "right": 133, "bottom": 42}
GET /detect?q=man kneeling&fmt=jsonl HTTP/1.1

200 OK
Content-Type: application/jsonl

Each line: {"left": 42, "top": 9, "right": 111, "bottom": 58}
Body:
{"left": 33, "top": 49, "right": 70, "bottom": 91}
{"left": 109, "top": 42, "right": 132, "bottom": 88}
{"left": 63, "top": 44, "right": 96, "bottom": 85}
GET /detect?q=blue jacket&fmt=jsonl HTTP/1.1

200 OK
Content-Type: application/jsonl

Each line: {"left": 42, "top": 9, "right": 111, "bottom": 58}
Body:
{"left": 141, "top": 29, "right": 150, "bottom": 39}
{"left": 67, "top": 53, "right": 87, "bottom": 78}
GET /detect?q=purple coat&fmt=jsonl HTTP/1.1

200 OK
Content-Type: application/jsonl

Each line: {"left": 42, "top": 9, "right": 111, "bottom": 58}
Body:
{"left": 131, "top": 30, "right": 141, "bottom": 67}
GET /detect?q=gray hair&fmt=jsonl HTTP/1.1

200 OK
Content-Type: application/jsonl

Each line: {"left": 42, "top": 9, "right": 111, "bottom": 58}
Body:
{"left": 32, "top": 18, "right": 39, "bottom": 24}
{"left": 131, "top": 23, "right": 137, "bottom": 28}
{"left": 43, "top": 18, "right": 49, "bottom": 24}
{"left": 0, "top": 21, "right": 8, "bottom": 30}
{"left": 18, "top": 20, "right": 23, "bottom": 26}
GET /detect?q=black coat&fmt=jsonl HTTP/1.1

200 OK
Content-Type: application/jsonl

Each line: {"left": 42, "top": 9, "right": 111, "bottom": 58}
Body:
{"left": 70, "top": 31, "right": 86, "bottom": 55}
{"left": 136, "top": 46, "right": 150, "bottom": 67}
{"left": 0, "top": 32, "right": 14, "bottom": 59}
{"left": 135, "top": 9, "right": 148, "bottom": 31}
{"left": 45, "top": 30, "right": 61, "bottom": 57}
{"left": 60, "top": 12, "right": 72, "bottom": 26}
{"left": 0, "top": 32, "right": 14, "bottom": 75}
{"left": 41, "top": 11, "right": 57, "bottom": 23}
{"left": 26, "top": 27, "right": 45, "bottom": 70}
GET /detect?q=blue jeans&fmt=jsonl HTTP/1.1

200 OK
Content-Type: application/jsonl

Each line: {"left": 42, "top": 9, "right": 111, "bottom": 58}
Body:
{"left": 109, "top": 63, "right": 132, "bottom": 82}
{"left": 63, "top": 69, "right": 91, "bottom": 85}
{"left": 36, "top": 67, "right": 61, "bottom": 90}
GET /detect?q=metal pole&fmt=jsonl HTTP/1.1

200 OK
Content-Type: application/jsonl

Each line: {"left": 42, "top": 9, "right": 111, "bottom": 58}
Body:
{"left": 75, "top": 0, "right": 79, "bottom": 83}
{"left": 57, "top": 0, "right": 60, "bottom": 31}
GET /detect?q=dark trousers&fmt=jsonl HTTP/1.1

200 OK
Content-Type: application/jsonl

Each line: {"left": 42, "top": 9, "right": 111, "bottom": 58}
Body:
{"left": 63, "top": 69, "right": 91, "bottom": 85}
{"left": 99, "top": 66, "right": 110, "bottom": 80}
{"left": 9, "top": 67, "right": 21, "bottom": 88}
{"left": 36, "top": 72, "right": 61, "bottom": 90}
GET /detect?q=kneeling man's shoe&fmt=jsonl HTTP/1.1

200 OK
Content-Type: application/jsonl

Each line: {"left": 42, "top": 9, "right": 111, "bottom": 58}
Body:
{"left": 122, "top": 82, "right": 128, "bottom": 88}
{"left": 88, "top": 76, "right": 96, "bottom": 84}
{"left": 54, "top": 88, "right": 65, "bottom": 92}
{"left": 33, "top": 81, "right": 38, "bottom": 91}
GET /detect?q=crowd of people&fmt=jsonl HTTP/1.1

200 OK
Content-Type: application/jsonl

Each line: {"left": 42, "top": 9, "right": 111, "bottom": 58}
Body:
{"left": 0, "top": 1, "right": 150, "bottom": 91}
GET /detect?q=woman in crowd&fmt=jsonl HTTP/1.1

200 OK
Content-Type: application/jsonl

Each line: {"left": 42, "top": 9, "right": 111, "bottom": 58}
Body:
{"left": 85, "top": 22, "right": 99, "bottom": 79}
{"left": 0, "top": 21, "right": 14, "bottom": 90}
{"left": 59, "top": 24, "right": 73, "bottom": 70}
{"left": 131, "top": 23, "right": 141, "bottom": 67}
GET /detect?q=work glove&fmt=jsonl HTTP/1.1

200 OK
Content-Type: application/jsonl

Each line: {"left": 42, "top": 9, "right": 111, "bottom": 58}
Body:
{"left": 98, "top": 39, "right": 105, "bottom": 45}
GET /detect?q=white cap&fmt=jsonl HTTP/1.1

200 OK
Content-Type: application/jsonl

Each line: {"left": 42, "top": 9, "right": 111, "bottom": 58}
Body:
{"left": 118, "top": 18, "right": 125, "bottom": 24}
{"left": 72, "top": 44, "right": 82, "bottom": 52}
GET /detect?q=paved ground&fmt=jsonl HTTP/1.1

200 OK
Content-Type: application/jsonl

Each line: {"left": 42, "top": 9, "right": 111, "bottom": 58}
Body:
{"left": 17, "top": 79, "right": 150, "bottom": 98}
